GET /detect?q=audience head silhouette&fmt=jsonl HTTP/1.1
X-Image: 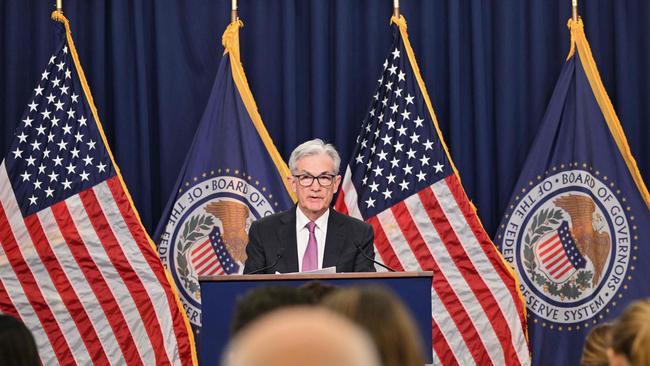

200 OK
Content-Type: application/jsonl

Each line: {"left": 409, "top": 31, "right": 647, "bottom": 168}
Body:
{"left": 230, "top": 285, "right": 315, "bottom": 335}
{"left": 298, "top": 281, "right": 338, "bottom": 302}
{"left": 223, "top": 307, "right": 380, "bottom": 366}
{"left": 0, "top": 314, "right": 39, "bottom": 366}
{"left": 607, "top": 298, "right": 650, "bottom": 366}
{"left": 322, "top": 286, "right": 425, "bottom": 366}
{"left": 580, "top": 322, "right": 612, "bottom": 366}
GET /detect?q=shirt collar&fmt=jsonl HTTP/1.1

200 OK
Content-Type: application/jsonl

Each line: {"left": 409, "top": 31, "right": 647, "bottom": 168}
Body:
{"left": 296, "top": 206, "right": 330, "bottom": 230}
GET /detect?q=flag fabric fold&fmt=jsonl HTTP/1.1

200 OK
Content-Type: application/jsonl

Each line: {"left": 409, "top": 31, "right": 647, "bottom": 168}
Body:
{"left": 495, "top": 18, "right": 650, "bottom": 366}
{"left": 335, "top": 15, "right": 530, "bottom": 366}
{"left": 153, "top": 20, "right": 295, "bottom": 338}
{"left": 0, "top": 11, "right": 196, "bottom": 365}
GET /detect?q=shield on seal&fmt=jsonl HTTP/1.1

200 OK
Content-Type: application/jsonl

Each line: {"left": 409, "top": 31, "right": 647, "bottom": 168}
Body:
{"left": 189, "top": 227, "right": 239, "bottom": 276}
{"left": 534, "top": 221, "right": 586, "bottom": 283}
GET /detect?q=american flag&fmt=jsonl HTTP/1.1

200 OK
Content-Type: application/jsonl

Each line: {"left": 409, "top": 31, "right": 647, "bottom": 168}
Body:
{"left": 534, "top": 221, "right": 586, "bottom": 282}
{"left": 335, "top": 16, "right": 530, "bottom": 365}
{"left": 0, "top": 14, "right": 195, "bottom": 365}
{"left": 189, "top": 227, "right": 239, "bottom": 276}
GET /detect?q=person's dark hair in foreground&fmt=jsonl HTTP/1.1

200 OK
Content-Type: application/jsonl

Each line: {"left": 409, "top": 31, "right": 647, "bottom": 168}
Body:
{"left": 580, "top": 322, "right": 612, "bottom": 366}
{"left": 0, "top": 314, "right": 39, "bottom": 366}
{"left": 299, "top": 281, "right": 338, "bottom": 302}
{"left": 230, "top": 285, "right": 316, "bottom": 335}
{"left": 322, "top": 286, "right": 425, "bottom": 366}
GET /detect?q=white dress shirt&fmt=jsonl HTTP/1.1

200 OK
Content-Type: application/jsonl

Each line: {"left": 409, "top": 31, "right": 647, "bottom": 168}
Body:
{"left": 296, "top": 207, "right": 329, "bottom": 272}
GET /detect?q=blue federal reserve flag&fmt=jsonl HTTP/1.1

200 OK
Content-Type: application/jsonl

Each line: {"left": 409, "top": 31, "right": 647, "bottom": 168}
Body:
{"left": 495, "top": 19, "right": 650, "bottom": 365}
{"left": 153, "top": 20, "right": 295, "bottom": 331}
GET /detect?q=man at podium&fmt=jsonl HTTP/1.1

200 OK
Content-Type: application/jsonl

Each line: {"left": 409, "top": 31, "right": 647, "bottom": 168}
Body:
{"left": 244, "top": 139, "right": 376, "bottom": 274}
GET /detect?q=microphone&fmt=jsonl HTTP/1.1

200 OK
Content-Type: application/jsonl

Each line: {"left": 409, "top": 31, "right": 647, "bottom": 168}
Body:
{"left": 246, "top": 248, "right": 285, "bottom": 275}
{"left": 354, "top": 244, "right": 396, "bottom": 272}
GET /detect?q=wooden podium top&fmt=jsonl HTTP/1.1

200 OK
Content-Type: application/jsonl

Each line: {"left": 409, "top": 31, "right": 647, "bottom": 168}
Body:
{"left": 200, "top": 271, "right": 432, "bottom": 282}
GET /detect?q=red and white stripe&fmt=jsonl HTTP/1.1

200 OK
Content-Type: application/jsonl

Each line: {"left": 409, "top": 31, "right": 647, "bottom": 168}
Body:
{"left": 535, "top": 233, "right": 575, "bottom": 282}
{"left": 0, "top": 162, "right": 194, "bottom": 365}
{"left": 190, "top": 239, "right": 224, "bottom": 276}
{"left": 336, "top": 167, "right": 530, "bottom": 366}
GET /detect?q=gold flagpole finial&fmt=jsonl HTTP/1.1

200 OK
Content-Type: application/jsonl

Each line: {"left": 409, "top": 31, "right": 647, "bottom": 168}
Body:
{"left": 56, "top": 0, "right": 63, "bottom": 13}
{"left": 231, "top": 0, "right": 238, "bottom": 23}
{"left": 572, "top": 0, "right": 578, "bottom": 21}
{"left": 393, "top": 0, "right": 400, "bottom": 18}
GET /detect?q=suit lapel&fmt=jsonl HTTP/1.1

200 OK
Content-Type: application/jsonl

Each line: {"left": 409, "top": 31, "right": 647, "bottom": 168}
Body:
{"left": 277, "top": 207, "right": 299, "bottom": 273}
{"left": 323, "top": 209, "right": 344, "bottom": 268}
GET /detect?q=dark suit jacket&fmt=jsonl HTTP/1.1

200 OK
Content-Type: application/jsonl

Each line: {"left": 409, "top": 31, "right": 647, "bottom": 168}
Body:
{"left": 243, "top": 207, "right": 376, "bottom": 274}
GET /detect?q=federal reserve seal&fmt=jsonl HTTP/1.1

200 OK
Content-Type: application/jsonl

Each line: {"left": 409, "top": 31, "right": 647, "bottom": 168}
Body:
{"left": 498, "top": 165, "right": 638, "bottom": 329}
{"left": 158, "top": 171, "right": 278, "bottom": 326}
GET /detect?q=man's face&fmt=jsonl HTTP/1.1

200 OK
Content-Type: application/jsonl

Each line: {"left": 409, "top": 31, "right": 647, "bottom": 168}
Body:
{"left": 289, "top": 153, "right": 341, "bottom": 221}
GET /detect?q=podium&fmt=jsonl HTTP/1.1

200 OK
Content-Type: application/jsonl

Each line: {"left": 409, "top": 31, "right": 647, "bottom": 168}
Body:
{"left": 199, "top": 272, "right": 433, "bottom": 365}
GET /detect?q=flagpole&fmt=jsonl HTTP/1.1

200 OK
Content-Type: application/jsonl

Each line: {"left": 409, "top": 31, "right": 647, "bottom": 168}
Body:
{"left": 572, "top": 0, "right": 578, "bottom": 21}
{"left": 393, "top": 0, "right": 400, "bottom": 18}
{"left": 231, "top": 0, "right": 238, "bottom": 22}
{"left": 56, "top": 0, "right": 63, "bottom": 12}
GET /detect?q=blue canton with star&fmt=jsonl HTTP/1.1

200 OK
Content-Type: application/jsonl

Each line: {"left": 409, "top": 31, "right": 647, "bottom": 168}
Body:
{"left": 349, "top": 25, "right": 452, "bottom": 219}
{"left": 209, "top": 227, "right": 239, "bottom": 274}
{"left": 5, "top": 24, "right": 115, "bottom": 217}
{"left": 558, "top": 221, "right": 587, "bottom": 270}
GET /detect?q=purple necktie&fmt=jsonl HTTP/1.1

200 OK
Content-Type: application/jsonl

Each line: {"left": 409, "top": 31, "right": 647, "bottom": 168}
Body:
{"left": 302, "top": 221, "right": 318, "bottom": 271}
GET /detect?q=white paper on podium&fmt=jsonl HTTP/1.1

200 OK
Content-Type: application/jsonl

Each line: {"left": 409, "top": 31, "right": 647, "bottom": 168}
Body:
{"left": 275, "top": 266, "right": 337, "bottom": 275}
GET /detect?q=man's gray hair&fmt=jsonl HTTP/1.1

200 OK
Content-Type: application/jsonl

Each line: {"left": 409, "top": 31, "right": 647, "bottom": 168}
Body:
{"left": 288, "top": 139, "right": 341, "bottom": 174}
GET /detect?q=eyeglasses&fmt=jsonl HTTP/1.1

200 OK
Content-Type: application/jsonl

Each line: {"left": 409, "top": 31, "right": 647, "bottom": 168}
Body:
{"left": 293, "top": 174, "right": 336, "bottom": 187}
